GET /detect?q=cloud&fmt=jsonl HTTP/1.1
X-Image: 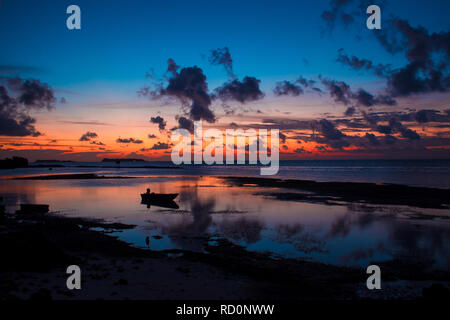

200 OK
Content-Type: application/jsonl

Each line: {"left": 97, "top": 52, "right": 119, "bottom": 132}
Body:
{"left": 174, "top": 116, "right": 195, "bottom": 133}
{"left": 319, "top": 76, "right": 396, "bottom": 106}
{"left": 0, "top": 78, "right": 56, "bottom": 137}
{"left": 273, "top": 80, "right": 304, "bottom": 96}
{"left": 209, "top": 47, "right": 235, "bottom": 78}
{"left": 337, "top": 49, "right": 390, "bottom": 77}
{"left": 163, "top": 64, "right": 215, "bottom": 122}
{"left": 149, "top": 142, "right": 171, "bottom": 150}
{"left": 371, "top": 117, "right": 421, "bottom": 140}
{"left": 116, "top": 137, "right": 144, "bottom": 144}
{"left": 384, "top": 135, "right": 397, "bottom": 145}
{"left": 316, "top": 119, "right": 346, "bottom": 140}
{"left": 320, "top": 0, "right": 355, "bottom": 34}
{"left": 150, "top": 115, "right": 167, "bottom": 131}
{"left": 319, "top": 76, "right": 352, "bottom": 105}
{"left": 353, "top": 89, "right": 396, "bottom": 107}
{"left": 375, "top": 19, "right": 450, "bottom": 96}
{"left": 8, "top": 78, "right": 56, "bottom": 110}
{"left": 344, "top": 106, "right": 356, "bottom": 116}
{"left": 399, "top": 127, "right": 421, "bottom": 140}
{"left": 148, "top": 134, "right": 157, "bottom": 139}
{"left": 90, "top": 140, "right": 105, "bottom": 146}
{"left": 329, "top": 13, "right": 450, "bottom": 100}
{"left": 273, "top": 76, "right": 317, "bottom": 97}
{"left": 312, "top": 119, "right": 350, "bottom": 149}
{"left": 165, "top": 58, "right": 179, "bottom": 78}
{"left": 294, "top": 147, "right": 310, "bottom": 154}
{"left": 365, "top": 133, "right": 380, "bottom": 146}
{"left": 273, "top": 76, "right": 316, "bottom": 97}
{"left": 140, "top": 59, "right": 216, "bottom": 123}
{"left": 79, "top": 131, "right": 98, "bottom": 141}
{"left": 214, "top": 76, "right": 264, "bottom": 103}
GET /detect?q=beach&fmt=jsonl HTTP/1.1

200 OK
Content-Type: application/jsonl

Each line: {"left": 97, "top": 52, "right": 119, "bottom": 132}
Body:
{"left": 1, "top": 161, "right": 450, "bottom": 300}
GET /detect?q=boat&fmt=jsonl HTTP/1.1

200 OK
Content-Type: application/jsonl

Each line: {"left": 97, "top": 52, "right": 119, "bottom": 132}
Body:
{"left": 140, "top": 193, "right": 178, "bottom": 202}
{"left": 140, "top": 193, "right": 179, "bottom": 209}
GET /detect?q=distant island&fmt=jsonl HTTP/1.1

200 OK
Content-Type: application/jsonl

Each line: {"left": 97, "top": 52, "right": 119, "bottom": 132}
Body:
{"left": 0, "top": 157, "right": 28, "bottom": 169}
{"left": 101, "top": 158, "right": 145, "bottom": 162}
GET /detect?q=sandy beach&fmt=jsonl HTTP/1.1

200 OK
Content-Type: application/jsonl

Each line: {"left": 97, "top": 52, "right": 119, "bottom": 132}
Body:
{"left": 1, "top": 174, "right": 449, "bottom": 301}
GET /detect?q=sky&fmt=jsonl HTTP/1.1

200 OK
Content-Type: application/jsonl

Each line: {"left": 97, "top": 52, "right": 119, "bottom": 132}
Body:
{"left": 0, "top": 0, "right": 450, "bottom": 161}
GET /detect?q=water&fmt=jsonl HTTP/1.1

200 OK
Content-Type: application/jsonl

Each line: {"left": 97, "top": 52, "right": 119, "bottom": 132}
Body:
{"left": 2, "top": 159, "right": 450, "bottom": 188}
{"left": 1, "top": 175, "right": 449, "bottom": 270}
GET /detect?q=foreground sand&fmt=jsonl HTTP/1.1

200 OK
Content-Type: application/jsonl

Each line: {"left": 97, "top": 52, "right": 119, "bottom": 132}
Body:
{"left": 1, "top": 208, "right": 449, "bottom": 301}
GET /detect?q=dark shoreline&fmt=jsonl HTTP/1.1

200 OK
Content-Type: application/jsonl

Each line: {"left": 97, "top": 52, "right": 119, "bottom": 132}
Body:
{"left": 29, "top": 165, "right": 182, "bottom": 169}
{"left": 223, "top": 176, "right": 450, "bottom": 209}
{"left": 1, "top": 209, "right": 449, "bottom": 300}
{"left": 13, "top": 173, "right": 139, "bottom": 180}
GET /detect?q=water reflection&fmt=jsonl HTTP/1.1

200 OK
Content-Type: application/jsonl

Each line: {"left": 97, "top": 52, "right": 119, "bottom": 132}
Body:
{"left": 0, "top": 176, "right": 449, "bottom": 269}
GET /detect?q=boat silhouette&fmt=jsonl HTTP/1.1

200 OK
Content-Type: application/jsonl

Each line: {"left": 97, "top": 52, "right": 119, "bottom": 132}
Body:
{"left": 140, "top": 192, "right": 179, "bottom": 209}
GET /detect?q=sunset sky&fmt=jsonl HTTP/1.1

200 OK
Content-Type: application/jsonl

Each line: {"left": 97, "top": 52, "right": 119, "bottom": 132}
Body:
{"left": 1, "top": 0, "right": 450, "bottom": 161}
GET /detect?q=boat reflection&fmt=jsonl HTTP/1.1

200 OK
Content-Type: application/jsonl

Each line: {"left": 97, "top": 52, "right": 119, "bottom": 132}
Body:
{"left": 140, "top": 198, "right": 179, "bottom": 209}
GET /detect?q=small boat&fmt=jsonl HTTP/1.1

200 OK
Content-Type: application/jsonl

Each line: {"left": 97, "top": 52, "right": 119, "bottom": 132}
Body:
{"left": 140, "top": 193, "right": 179, "bottom": 209}
{"left": 141, "top": 193, "right": 178, "bottom": 202}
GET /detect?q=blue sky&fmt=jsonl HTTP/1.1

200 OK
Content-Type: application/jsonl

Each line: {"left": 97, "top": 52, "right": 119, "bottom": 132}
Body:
{"left": 1, "top": 0, "right": 450, "bottom": 161}
{"left": 1, "top": 0, "right": 449, "bottom": 96}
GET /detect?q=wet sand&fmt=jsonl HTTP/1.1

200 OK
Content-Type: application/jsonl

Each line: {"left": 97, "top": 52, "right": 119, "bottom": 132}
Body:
{"left": 224, "top": 176, "right": 450, "bottom": 209}
{"left": 1, "top": 207, "right": 449, "bottom": 300}
{"left": 1, "top": 174, "right": 450, "bottom": 300}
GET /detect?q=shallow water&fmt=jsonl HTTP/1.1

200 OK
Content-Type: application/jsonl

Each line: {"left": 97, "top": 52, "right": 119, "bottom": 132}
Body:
{"left": 3, "top": 159, "right": 450, "bottom": 188}
{"left": 1, "top": 175, "right": 449, "bottom": 269}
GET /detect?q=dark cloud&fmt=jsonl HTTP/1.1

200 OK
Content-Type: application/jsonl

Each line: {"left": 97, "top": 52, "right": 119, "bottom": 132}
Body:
{"left": 414, "top": 109, "right": 442, "bottom": 123}
{"left": 174, "top": 116, "right": 195, "bottom": 133}
{"left": 273, "top": 76, "right": 316, "bottom": 97}
{"left": 365, "top": 133, "right": 380, "bottom": 146}
{"left": 149, "top": 142, "right": 171, "bottom": 150}
{"left": 337, "top": 49, "right": 390, "bottom": 77}
{"left": 399, "top": 127, "right": 421, "bottom": 140}
{"left": 165, "top": 58, "right": 179, "bottom": 78}
{"left": 384, "top": 135, "right": 397, "bottom": 145}
{"left": 344, "top": 106, "right": 356, "bottom": 116}
{"left": 353, "top": 89, "right": 396, "bottom": 107}
{"left": 372, "top": 117, "right": 421, "bottom": 140}
{"left": 377, "top": 19, "right": 450, "bottom": 96}
{"left": 150, "top": 115, "right": 167, "bottom": 131}
{"left": 90, "top": 141, "right": 105, "bottom": 146}
{"left": 312, "top": 119, "right": 350, "bottom": 149}
{"left": 148, "top": 134, "right": 157, "bottom": 139}
{"left": 316, "top": 119, "right": 346, "bottom": 140}
{"left": 0, "top": 78, "right": 56, "bottom": 137}
{"left": 273, "top": 80, "right": 304, "bottom": 96}
{"left": 294, "top": 147, "right": 311, "bottom": 154}
{"left": 79, "top": 131, "right": 98, "bottom": 141}
{"left": 141, "top": 59, "right": 216, "bottom": 123}
{"left": 214, "top": 76, "right": 264, "bottom": 103}
{"left": 116, "top": 137, "right": 144, "bottom": 144}
{"left": 209, "top": 47, "right": 235, "bottom": 78}
{"left": 320, "top": 0, "right": 354, "bottom": 34}
{"left": 320, "top": 76, "right": 396, "bottom": 106}
{"left": 319, "top": 76, "right": 352, "bottom": 105}
{"left": 9, "top": 78, "right": 56, "bottom": 110}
